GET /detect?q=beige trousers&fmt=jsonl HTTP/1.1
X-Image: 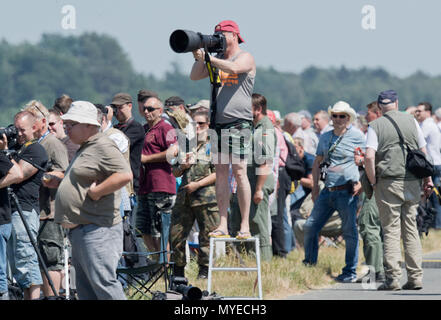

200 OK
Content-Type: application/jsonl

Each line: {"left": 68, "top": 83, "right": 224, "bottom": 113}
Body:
{"left": 374, "top": 178, "right": 423, "bottom": 283}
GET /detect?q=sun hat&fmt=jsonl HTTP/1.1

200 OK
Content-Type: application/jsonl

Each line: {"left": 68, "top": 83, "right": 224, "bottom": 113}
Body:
{"left": 188, "top": 99, "right": 210, "bottom": 111}
{"left": 61, "top": 101, "right": 101, "bottom": 127}
{"left": 328, "top": 101, "right": 356, "bottom": 123}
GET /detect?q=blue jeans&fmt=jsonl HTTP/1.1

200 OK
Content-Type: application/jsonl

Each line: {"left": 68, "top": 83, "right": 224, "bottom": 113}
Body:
{"left": 283, "top": 205, "right": 295, "bottom": 252}
{"left": 69, "top": 223, "right": 126, "bottom": 300}
{"left": 303, "top": 188, "right": 359, "bottom": 276}
{"left": 431, "top": 165, "right": 441, "bottom": 228}
{"left": 7, "top": 209, "right": 43, "bottom": 289}
{"left": 0, "top": 223, "right": 12, "bottom": 294}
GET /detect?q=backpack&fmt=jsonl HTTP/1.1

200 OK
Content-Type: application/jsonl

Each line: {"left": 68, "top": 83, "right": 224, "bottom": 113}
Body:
{"left": 282, "top": 135, "right": 305, "bottom": 181}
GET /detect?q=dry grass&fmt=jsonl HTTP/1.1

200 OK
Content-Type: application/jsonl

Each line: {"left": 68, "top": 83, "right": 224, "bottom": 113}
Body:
{"left": 138, "top": 229, "right": 441, "bottom": 300}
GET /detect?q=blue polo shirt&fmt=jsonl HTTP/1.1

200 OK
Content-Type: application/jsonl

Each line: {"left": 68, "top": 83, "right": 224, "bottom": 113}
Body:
{"left": 316, "top": 125, "right": 365, "bottom": 188}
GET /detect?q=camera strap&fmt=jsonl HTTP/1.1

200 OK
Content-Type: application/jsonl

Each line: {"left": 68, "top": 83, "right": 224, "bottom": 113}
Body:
{"left": 204, "top": 50, "right": 221, "bottom": 129}
{"left": 325, "top": 131, "right": 346, "bottom": 162}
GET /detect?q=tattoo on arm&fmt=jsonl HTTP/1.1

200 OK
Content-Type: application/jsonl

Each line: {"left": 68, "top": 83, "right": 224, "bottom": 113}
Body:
{"left": 20, "top": 160, "right": 38, "bottom": 181}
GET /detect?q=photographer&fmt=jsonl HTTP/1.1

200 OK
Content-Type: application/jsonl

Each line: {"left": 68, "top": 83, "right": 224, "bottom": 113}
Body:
{"left": 0, "top": 135, "right": 23, "bottom": 300}
{"left": 6, "top": 111, "right": 49, "bottom": 299}
{"left": 25, "top": 101, "right": 69, "bottom": 298}
{"left": 303, "top": 101, "right": 365, "bottom": 283}
{"left": 190, "top": 20, "right": 256, "bottom": 239}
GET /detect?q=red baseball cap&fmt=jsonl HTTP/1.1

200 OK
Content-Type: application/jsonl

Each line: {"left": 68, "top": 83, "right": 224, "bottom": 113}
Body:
{"left": 214, "top": 20, "right": 245, "bottom": 43}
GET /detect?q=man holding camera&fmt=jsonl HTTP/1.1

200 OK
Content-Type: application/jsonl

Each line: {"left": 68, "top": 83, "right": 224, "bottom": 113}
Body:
{"left": 303, "top": 101, "right": 365, "bottom": 283}
{"left": 0, "top": 135, "right": 24, "bottom": 300}
{"left": 190, "top": 20, "right": 256, "bottom": 239}
{"left": 25, "top": 101, "right": 69, "bottom": 298}
{"left": 6, "top": 111, "right": 49, "bottom": 299}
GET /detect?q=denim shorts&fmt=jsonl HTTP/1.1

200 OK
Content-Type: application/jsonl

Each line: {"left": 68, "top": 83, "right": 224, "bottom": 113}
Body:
{"left": 7, "top": 209, "right": 43, "bottom": 289}
{"left": 135, "top": 193, "right": 176, "bottom": 237}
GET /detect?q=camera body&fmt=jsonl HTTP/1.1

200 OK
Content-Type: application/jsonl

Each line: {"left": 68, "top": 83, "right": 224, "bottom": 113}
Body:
{"left": 169, "top": 276, "right": 202, "bottom": 300}
{"left": 169, "top": 29, "right": 226, "bottom": 54}
{"left": 0, "top": 124, "right": 18, "bottom": 149}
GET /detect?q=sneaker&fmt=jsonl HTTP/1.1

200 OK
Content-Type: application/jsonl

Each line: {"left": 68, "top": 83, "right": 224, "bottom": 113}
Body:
{"left": 197, "top": 266, "right": 209, "bottom": 279}
{"left": 377, "top": 279, "right": 401, "bottom": 291}
{"left": 335, "top": 273, "right": 357, "bottom": 283}
{"left": 402, "top": 280, "right": 423, "bottom": 290}
{"left": 356, "top": 271, "right": 386, "bottom": 283}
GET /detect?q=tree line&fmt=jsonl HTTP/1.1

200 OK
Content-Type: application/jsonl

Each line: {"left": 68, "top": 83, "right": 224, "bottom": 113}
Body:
{"left": 1, "top": 32, "right": 441, "bottom": 127}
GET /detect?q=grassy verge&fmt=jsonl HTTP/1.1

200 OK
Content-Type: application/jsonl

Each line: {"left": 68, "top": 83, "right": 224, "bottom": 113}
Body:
{"left": 138, "top": 229, "right": 441, "bottom": 300}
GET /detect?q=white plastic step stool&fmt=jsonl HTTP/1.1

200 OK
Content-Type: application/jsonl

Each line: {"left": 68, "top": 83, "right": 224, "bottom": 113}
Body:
{"left": 207, "top": 237, "right": 262, "bottom": 300}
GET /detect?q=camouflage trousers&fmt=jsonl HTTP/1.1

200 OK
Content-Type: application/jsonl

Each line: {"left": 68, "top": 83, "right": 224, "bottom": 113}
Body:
{"left": 170, "top": 202, "right": 220, "bottom": 268}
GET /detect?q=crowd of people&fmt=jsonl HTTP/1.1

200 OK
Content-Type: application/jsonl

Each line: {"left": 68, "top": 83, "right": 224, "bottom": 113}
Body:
{"left": 0, "top": 19, "right": 440, "bottom": 300}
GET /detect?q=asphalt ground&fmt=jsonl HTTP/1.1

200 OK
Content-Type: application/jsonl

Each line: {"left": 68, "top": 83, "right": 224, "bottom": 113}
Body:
{"left": 287, "top": 251, "right": 441, "bottom": 300}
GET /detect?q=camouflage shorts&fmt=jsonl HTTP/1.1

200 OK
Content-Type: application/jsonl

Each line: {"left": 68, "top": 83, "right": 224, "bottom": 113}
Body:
{"left": 214, "top": 119, "right": 253, "bottom": 160}
{"left": 37, "top": 219, "right": 65, "bottom": 271}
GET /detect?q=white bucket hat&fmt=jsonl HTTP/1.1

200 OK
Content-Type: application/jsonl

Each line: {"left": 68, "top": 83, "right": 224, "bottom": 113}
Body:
{"left": 328, "top": 101, "right": 356, "bottom": 123}
{"left": 61, "top": 101, "right": 101, "bottom": 127}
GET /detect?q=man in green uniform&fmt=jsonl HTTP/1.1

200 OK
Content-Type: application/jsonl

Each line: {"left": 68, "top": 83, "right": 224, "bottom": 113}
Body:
{"left": 170, "top": 111, "right": 220, "bottom": 279}
{"left": 231, "top": 93, "right": 276, "bottom": 261}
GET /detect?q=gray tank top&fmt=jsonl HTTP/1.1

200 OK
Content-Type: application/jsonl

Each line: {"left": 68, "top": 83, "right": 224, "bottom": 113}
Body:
{"left": 215, "top": 52, "right": 255, "bottom": 124}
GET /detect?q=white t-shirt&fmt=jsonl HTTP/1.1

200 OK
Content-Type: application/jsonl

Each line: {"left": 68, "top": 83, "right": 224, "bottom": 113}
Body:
{"left": 420, "top": 117, "right": 441, "bottom": 165}
{"left": 366, "top": 119, "right": 426, "bottom": 151}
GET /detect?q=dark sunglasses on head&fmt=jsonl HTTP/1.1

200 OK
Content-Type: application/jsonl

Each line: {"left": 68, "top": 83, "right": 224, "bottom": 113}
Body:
{"left": 143, "top": 106, "right": 159, "bottom": 113}
{"left": 332, "top": 114, "right": 347, "bottom": 119}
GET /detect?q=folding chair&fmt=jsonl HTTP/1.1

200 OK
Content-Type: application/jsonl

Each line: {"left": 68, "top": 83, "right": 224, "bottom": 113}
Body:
{"left": 116, "top": 250, "right": 173, "bottom": 300}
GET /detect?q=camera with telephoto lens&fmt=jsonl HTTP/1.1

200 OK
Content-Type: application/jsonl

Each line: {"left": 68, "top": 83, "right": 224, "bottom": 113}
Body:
{"left": 0, "top": 124, "right": 18, "bottom": 149}
{"left": 319, "top": 161, "right": 330, "bottom": 181}
{"left": 170, "top": 276, "right": 202, "bottom": 300}
{"left": 169, "top": 29, "right": 226, "bottom": 54}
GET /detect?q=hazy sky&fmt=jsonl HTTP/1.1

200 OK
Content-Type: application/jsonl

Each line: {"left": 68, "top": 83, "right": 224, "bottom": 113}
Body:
{"left": 1, "top": 0, "right": 440, "bottom": 78}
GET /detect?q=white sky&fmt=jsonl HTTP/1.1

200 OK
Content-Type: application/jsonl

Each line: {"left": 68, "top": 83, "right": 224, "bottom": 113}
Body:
{"left": 0, "top": 0, "right": 440, "bottom": 78}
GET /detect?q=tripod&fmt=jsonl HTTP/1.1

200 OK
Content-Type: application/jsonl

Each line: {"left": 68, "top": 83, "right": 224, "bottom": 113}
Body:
{"left": 7, "top": 188, "right": 61, "bottom": 299}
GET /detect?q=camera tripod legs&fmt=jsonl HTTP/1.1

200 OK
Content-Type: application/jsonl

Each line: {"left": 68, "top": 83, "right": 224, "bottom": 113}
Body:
{"left": 8, "top": 188, "right": 60, "bottom": 299}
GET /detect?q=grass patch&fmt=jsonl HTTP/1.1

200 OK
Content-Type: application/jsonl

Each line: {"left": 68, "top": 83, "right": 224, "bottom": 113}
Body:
{"left": 131, "top": 229, "right": 441, "bottom": 300}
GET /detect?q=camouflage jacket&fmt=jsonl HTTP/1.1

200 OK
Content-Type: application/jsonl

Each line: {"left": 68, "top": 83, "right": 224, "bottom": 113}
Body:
{"left": 174, "top": 140, "right": 217, "bottom": 208}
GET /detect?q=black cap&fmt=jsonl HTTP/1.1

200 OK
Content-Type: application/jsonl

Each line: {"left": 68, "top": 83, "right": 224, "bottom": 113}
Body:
{"left": 377, "top": 90, "right": 398, "bottom": 105}
{"left": 94, "top": 103, "right": 108, "bottom": 114}
{"left": 165, "top": 96, "right": 185, "bottom": 107}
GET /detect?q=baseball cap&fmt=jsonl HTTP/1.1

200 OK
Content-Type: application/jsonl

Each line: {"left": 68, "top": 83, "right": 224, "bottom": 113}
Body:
{"left": 111, "top": 93, "right": 132, "bottom": 106}
{"left": 61, "top": 101, "right": 101, "bottom": 127}
{"left": 165, "top": 96, "right": 185, "bottom": 107}
{"left": 377, "top": 90, "right": 398, "bottom": 105}
{"left": 137, "top": 89, "right": 158, "bottom": 102}
{"left": 188, "top": 99, "right": 210, "bottom": 110}
{"left": 214, "top": 20, "right": 245, "bottom": 43}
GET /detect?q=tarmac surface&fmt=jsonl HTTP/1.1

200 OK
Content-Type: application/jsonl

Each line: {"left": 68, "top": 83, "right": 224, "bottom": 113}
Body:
{"left": 287, "top": 251, "right": 441, "bottom": 300}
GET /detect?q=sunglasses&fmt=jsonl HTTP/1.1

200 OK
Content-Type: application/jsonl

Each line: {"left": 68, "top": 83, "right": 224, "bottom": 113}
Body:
{"left": 332, "top": 114, "right": 347, "bottom": 119}
{"left": 196, "top": 121, "right": 207, "bottom": 125}
{"left": 48, "top": 122, "right": 57, "bottom": 127}
{"left": 143, "top": 106, "right": 160, "bottom": 113}
{"left": 63, "top": 122, "right": 80, "bottom": 129}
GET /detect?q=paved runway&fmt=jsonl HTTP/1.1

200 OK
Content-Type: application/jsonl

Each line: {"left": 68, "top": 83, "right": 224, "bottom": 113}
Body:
{"left": 287, "top": 251, "right": 441, "bottom": 300}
